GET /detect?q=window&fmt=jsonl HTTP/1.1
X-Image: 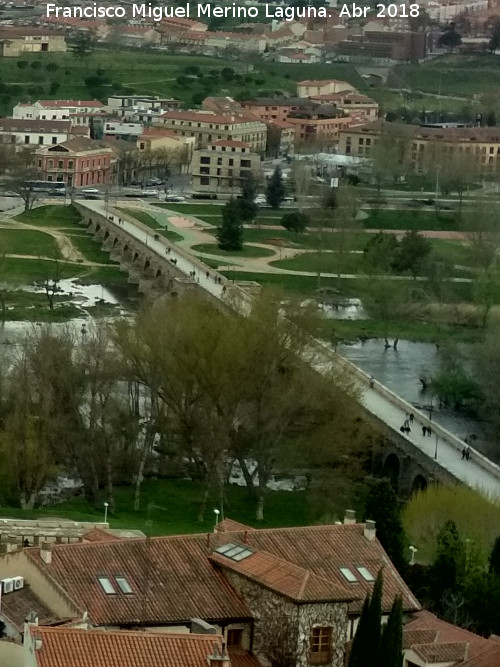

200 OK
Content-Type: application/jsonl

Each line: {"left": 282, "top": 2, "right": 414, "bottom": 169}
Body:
{"left": 309, "top": 627, "right": 332, "bottom": 665}
{"left": 38, "top": 136, "right": 44, "bottom": 145}
{"left": 356, "top": 566, "right": 375, "bottom": 582}
{"left": 48, "top": 159, "right": 53, "bottom": 169}
{"left": 200, "top": 156, "right": 211, "bottom": 164}
{"left": 57, "top": 160, "right": 63, "bottom": 169}
{"left": 68, "top": 161, "right": 74, "bottom": 169}
{"left": 24, "top": 135, "right": 30, "bottom": 144}
{"left": 340, "top": 567, "right": 357, "bottom": 582}
{"left": 140, "top": 143, "right": 145, "bottom": 149}
{"left": 200, "top": 176, "right": 210, "bottom": 185}
{"left": 227, "top": 629, "right": 243, "bottom": 648}
{"left": 200, "top": 167, "right": 210, "bottom": 175}
{"left": 241, "top": 160, "right": 251, "bottom": 168}
{"left": 52, "top": 137, "right": 57, "bottom": 144}
{"left": 115, "top": 576, "right": 133, "bottom": 594}
{"left": 98, "top": 576, "right": 116, "bottom": 595}
{"left": 214, "top": 543, "right": 253, "bottom": 562}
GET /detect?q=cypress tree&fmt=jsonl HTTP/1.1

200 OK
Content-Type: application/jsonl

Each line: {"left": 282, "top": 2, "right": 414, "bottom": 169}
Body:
{"left": 266, "top": 165, "right": 285, "bottom": 209}
{"left": 216, "top": 199, "right": 243, "bottom": 251}
{"left": 489, "top": 536, "right": 500, "bottom": 575}
{"left": 365, "top": 479, "right": 406, "bottom": 572}
{"left": 367, "top": 569, "right": 383, "bottom": 658}
{"left": 348, "top": 594, "right": 371, "bottom": 667}
{"left": 379, "top": 595, "right": 403, "bottom": 667}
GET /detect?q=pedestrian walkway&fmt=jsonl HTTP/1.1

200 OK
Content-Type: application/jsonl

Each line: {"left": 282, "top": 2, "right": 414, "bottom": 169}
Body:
{"left": 81, "top": 200, "right": 500, "bottom": 500}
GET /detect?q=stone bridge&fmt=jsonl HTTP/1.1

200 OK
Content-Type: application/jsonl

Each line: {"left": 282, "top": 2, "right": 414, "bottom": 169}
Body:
{"left": 76, "top": 204, "right": 198, "bottom": 297}
{"left": 76, "top": 200, "right": 500, "bottom": 502}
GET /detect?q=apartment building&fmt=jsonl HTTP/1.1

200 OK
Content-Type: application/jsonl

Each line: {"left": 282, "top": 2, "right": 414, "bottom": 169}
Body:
{"left": 297, "top": 79, "right": 355, "bottom": 97}
{"left": 0, "top": 514, "right": 419, "bottom": 667}
{"left": 265, "top": 120, "right": 296, "bottom": 157}
{"left": 156, "top": 111, "right": 267, "bottom": 153}
{"left": 288, "top": 115, "right": 353, "bottom": 149}
{"left": 35, "top": 138, "right": 113, "bottom": 187}
{"left": 310, "top": 92, "right": 379, "bottom": 121}
{"left": 103, "top": 121, "right": 143, "bottom": 142}
{"left": 107, "top": 95, "right": 182, "bottom": 120}
{"left": 338, "top": 120, "right": 500, "bottom": 174}
{"left": 0, "top": 118, "right": 73, "bottom": 147}
{"left": 13, "top": 100, "right": 105, "bottom": 122}
{"left": 0, "top": 28, "right": 66, "bottom": 56}
{"left": 191, "top": 140, "right": 261, "bottom": 195}
{"left": 241, "top": 97, "right": 321, "bottom": 123}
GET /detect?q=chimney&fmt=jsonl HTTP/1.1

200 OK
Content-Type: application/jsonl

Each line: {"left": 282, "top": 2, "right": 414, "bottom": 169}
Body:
{"left": 35, "top": 639, "right": 42, "bottom": 651}
{"left": 40, "top": 542, "right": 52, "bottom": 564}
{"left": 364, "top": 520, "right": 376, "bottom": 542}
{"left": 344, "top": 509, "right": 356, "bottom": 525}
{"left": 208, "top": 642, "right": 231, "bottom": 667}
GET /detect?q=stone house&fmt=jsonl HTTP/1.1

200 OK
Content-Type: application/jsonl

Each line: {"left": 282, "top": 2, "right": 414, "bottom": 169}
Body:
{"left": 0, "top": 514, "right": 420, "bottom": 667}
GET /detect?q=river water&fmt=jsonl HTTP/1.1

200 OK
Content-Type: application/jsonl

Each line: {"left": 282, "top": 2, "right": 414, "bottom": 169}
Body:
{"left": 338, "top": 338, "right": 496, "bottom": 459}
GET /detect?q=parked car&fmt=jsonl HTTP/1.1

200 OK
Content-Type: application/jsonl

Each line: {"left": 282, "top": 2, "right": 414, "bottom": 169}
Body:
{"left": 147, "top": 178, "right": 165, "bottom": 186}
{"left": 255, "top": 195, "right": 266, "bottom": 204}
{"left": 141, "top": 189, "right": 159, "bottom": 197}
{"left": 165, "top": 195, "right": 185, "bottom": 202}
{"left": 80, "top": 188, "right": 100, "bottom": 195}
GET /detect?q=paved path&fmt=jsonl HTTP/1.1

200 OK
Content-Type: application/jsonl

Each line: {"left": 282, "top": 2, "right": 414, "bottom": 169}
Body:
{"left": 82, "top": 200, "right": 500, "bottom": 499}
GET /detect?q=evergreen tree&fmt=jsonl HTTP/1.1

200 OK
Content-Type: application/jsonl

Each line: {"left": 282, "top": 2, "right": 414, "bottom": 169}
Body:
{"left": 281, "top": 211, "right": 309, "bottom": 237}
{"left": 266, "top": 166, "right": 285, "bottom": 209}
{"left": 216, "top": 199, "right": 243, "bottom": 251}
{"left": 239, "top": 174, "right": 258, "bottom": 223}
{"left": 367, "top": 569, "right": 383, "bottom": 657}
{"left": 486, "top": 111, "right": 497, "bottom": 127}
{"left": 489, "top": 536, "right": 500, "bottom": 575}
{"left": 488, "top": 22, "right": 500, "bottom": 53}
{"left": 348, "top": 595, "right": 371, "bottom": 667}
{"left": 365, "top": 479, "right": 406, "bottom": 572}
{"left": 379, "top": 596, "right": 403, "bottom": 667}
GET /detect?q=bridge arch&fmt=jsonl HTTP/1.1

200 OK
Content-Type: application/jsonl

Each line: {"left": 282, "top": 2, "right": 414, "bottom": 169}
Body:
{"left": 104, "top": 230, "right": 109, "bottom": 241}
{"left": 382, "top": 453, "right": 400, "bottom": 491}
{"left": 155, "top": 269, "right": 162, "bottom": 278}
{"left": 113, "top": 237, "right": 119, "bottom": 246}
{"left": 133, "top": 252, "right": 139, "bottom": 263}
{"left": 144, "top": 259, "right": 150, "bottom": 271}
{"left": 411, "top": 474, "right": 428, "bottom": 496}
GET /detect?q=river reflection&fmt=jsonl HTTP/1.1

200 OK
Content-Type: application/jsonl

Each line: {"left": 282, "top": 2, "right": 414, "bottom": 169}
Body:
{"left": 339, "top": 338, "right": 492, "bottom": 455}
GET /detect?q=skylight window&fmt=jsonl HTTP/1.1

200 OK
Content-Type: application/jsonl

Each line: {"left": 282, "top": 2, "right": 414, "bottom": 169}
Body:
{"left": 340, "top": 567, "right": 358, "bottom": 583}
{"left": 356, "top": 567, "right": 375, "bottom": 582}
{"left": 115, "top": 576, "right": 133, "bottom": 594}
{"left": 98, "top": 576, "right": 117, "bottom": 595}
{"left": 215, "top": 543, "right": 253, "bottom": 562}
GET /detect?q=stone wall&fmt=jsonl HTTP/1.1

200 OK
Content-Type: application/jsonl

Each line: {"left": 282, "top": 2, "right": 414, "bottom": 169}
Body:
{"left": 223, "top": 570, "right": 348, "bottom": 667}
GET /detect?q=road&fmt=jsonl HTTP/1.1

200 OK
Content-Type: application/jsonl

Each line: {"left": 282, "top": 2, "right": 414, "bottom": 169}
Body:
{"left": 82, "top": 200, "right": 500, "bottom": 499}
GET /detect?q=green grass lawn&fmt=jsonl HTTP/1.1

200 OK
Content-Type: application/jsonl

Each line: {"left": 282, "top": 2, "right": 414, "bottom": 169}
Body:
{"left": 67, "top": 234, "right": 116, "bottom": 265}
{"left": 16, "top": 205, "right": 81, "bottom": 228}
{"left": 0, "top": 479, "right": 310, "bottom": 536}
{"left": 192, "top": 243, "right": 275, "bottom": 259}
{"left": 0, "top": 229, "right": 62, "bottom": 258}
{"left": 0, "top": 257, "right": 86, "bottom": 285}
{"left": 118, "top": 208, "right": 184, "bottom": 243}
{"left": 270, "top": 251, "right": 364, "bottom": 275}
{"left": 364, "top": 209, "right": 459, "bottom": 231}
{"left": 78, "top": 266, "right": 129, "bottom": 287}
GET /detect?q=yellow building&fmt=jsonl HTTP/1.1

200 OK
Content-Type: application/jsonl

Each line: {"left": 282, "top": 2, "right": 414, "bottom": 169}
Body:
{"left": 338, "top": 120, "right": 500, "bottom": 174}
{"left": 137, "top": 127, "right": 195, "bottom": 162}
{"left": 296, "top": 79, "right": 355, "bottom": 98}
{"left": 0, "top": 28, "right": 66, "bottom": 57}
{"left": 155, "top": 111, "right": 267, "bottom": 154}
{"left": 191, "top": 140, "right": 261, "bottom": 196}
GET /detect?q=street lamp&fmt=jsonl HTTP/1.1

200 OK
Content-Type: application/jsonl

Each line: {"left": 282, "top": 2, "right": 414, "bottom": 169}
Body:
{"left": 103, "top": 502, "right": 109, "bottom": 524}
{"left": 409, "top": 545, "right": 418, "bottom": 565}
{"left": 434, "top": 435, "right": 439, "bottom": 460}
{"left": 214, "top": 508, "right": 220, "bottom": 528}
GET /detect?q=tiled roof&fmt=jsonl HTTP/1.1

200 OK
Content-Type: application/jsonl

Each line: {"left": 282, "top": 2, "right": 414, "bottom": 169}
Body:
{"left": 404, "top": 610, "right": 496, "bottom": 666}
{"left": 0, "top": 118, "right": 71, "bottom": 132}
{"left": 29, "top": 627, "right": 234, "bottom": 667}
{"left": 83, "top": 528, "right": 123, "bottom": 543}
{"left": 0, "top": 585, "right": 59, "bottom": 631}
{"left": 27, "top": 535, "right": 251, "bottom": 626}
{"left": 415, "top": 641, "right": 469, "bottom": 663}
{"left": 48, "top": 138, "right": 113, "bottom": 153}
{"left": 27, "top": 522, "right": 419, "bottom": 625}
{"left": 298, "top": 79, "right": 349, "bottom": 86}
{"left": 160, "top": 110, "right": 262, "bottom": 125}
{"left": 215, "top": 519, "right": 254, "bottom": 533}
{"left": 216, "top": 524, "right": 420, "bottom": 614}
{"left": 210, "top": 547, "right": 355, "bottom": 603}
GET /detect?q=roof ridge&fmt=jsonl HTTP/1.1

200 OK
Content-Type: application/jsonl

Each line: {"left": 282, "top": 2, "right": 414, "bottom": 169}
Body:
{"left": 298, "top": 569, "right": 310, "bottom": 599}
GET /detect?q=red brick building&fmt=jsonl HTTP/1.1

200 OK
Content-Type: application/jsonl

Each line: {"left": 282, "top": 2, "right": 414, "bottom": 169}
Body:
{"left": 34, "top": 137, "right": 113, "bottom": 187}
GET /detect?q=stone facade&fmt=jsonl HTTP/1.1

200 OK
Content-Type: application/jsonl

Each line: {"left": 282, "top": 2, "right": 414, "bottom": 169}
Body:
{"left": 223, "top": 570, "right": 349, "bottom": 667}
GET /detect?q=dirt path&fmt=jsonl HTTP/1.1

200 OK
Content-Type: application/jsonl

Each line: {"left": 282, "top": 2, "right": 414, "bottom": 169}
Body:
{"left": 0, "top": 220, "right": 87, "bottom": 263}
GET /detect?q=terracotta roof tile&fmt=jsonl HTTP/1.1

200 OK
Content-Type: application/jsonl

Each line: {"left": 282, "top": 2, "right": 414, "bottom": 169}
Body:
{"left": 27, "top": 536, "right": 251, "bottom": 626}
{"left": 413, "top": 641, "right": 469, "bottom": 663}
{"left": 461, "top": 640, "right": 500, "bottom": 667}
{"left": 83, "top": 528, "right": 123, "bottom": 543}
{"left": 0, "top": 118, "right": 71, "bottom": 132}
{"left": 0, "top": 585, "right": 59, "bottom": 631}
{"left": 160, "top": 110, "right": 263, "bottom": 125}
{"left": 26, "top": 522, "right": 419, "bottom": 627}
{"left": 215, "top": 519, "right": 254, "bottom": 533}
{"left": 210, "top": 547, "right": 355, "bottom": 603}
{"left": 403, "top": 628, "right": 438, "bottom": 649}
{"left": 29, "top": 627, "right": 233, "bottom": 667}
